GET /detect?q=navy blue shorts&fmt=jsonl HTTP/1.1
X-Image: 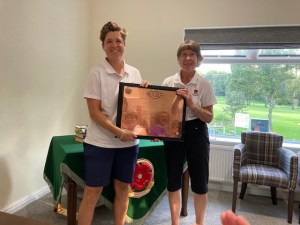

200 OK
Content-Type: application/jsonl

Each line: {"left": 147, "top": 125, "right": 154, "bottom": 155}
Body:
{"left": 164, "top": 119, "right": 210, "bottom": 194}
{"left": 83, "top": 143, "right": 139, "bottom": 187}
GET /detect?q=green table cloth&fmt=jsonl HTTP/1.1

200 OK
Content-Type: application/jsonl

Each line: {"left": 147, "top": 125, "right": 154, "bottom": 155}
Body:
{"left": 43, "top": 135, "right": 167, "bottom": 224}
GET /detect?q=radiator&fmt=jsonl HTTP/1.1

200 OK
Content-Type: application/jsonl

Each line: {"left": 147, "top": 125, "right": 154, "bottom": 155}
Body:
{"left": 209, "top": 145, "right": 233, "bottom": 182}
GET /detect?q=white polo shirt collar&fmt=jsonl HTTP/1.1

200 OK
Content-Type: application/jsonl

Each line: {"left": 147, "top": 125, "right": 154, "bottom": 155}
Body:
{"left": 103, "top": 58, "right": 129, "bottom": 77}
{"left": 173, "top": 71, "right": 198, "bottom": 87}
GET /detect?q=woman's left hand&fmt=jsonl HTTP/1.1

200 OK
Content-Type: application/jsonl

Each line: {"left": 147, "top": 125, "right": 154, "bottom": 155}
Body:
{"left": 140, "top": 80, "right": 151, "bottom": 88}
{"left": 176, "top": 89, "right": 193, "bottom": 107}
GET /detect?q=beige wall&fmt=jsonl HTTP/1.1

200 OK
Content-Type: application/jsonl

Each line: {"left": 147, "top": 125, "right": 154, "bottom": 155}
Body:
{"left": 1, "top": 0, "right": 300, "bottom": 210}
{"left": 0, "top": 0, "right": 90, "bottom": 209}
{"left": 89, "top": 0, "right": 300, "bottom": 84}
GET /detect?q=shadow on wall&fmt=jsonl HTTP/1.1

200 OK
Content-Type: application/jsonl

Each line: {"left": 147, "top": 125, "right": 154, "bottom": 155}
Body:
{"left": 0, "top": 157, "right": 12, "bottom": 210}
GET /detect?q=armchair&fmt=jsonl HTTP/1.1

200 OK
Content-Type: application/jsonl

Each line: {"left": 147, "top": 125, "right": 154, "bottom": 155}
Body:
{"left": 298, "top": 151, "right": 300, "bottom": 224}
{"left": 232, "top": 131, "right": 298, "bottom": 224}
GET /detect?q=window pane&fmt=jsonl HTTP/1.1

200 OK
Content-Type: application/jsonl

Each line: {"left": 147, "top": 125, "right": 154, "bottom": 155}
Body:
{"left": 202, "top": 50, "right": 247, "bottom": 58}
{"left": 198, "top": 49, "right": 300, "bottom": 143}
{"left": 259, "top": 49, "right": 300, "bottom": 57}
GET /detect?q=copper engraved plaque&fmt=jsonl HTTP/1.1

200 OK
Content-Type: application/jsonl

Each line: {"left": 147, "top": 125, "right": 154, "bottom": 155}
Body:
{"left": 116, "top": 82, "right": 186, "bottom": 141}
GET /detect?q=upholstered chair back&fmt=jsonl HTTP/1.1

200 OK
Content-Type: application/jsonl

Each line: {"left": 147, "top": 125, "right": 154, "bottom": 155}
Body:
{"left": 241, "top": 132, "right": 283, "bottom": 167}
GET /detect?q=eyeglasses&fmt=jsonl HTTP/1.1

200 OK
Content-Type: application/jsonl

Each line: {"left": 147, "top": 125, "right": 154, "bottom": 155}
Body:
{"left": 179, "top": 52, "right": 197, "bottom": 59}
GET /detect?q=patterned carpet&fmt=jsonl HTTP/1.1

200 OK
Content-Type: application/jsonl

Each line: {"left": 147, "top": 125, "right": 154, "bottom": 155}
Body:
{"left": 14, "top": 188, "right": 299, "bottom": 225}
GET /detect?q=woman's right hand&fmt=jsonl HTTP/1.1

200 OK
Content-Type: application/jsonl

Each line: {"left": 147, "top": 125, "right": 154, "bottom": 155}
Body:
{"left": 150, "top": 138, "right": 162, "bottom": 142}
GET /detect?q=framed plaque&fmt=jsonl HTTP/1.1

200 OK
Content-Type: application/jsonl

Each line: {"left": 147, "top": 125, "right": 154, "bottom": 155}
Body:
{"left": 116, "top": 82, "right": 186, "bottom": 141}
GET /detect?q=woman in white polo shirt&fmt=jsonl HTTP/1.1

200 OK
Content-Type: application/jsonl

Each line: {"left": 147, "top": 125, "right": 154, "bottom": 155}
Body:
{"left": 162, "top": 40, "right": 216, "bottom": 225}
{"left": 78, "top": 21, "right": 150, "bottom": 225}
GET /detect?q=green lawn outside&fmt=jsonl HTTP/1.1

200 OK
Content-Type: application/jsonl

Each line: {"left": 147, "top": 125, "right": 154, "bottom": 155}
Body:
{"left": 211, "top": 97, "right": 300, "bottom": 141}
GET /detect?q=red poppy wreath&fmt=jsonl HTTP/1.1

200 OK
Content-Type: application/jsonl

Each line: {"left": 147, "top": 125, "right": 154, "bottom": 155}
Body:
{"left": 129, "top": 158, "right": 154, "bottom": 198}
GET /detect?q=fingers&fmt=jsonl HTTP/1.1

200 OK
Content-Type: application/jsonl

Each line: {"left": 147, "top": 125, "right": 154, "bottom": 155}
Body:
{"left": 176, "top": 89, "right": 195, "bottom": 108}
{"left": 236, "top": 215, "right": 251, "bottom": 225}
{"left": 176, "top": 89, "right": 191, "bottom": 101}
{"left": 150, "top": 138, "right": 162, "bottom": 142}
{"left": 120, "top": 130, "right": 137, "bottom": 142}
{"left": 176, "top": 89, "right": 188, "bottom": 96}
{"left": 140, "top": 80, "right": 151, "bottom": 87}
{"left": 220, "top": 211, "right": 250, "bottom": 225}
{"left": 221, "top": 211, "right": 236, "bottom": 225}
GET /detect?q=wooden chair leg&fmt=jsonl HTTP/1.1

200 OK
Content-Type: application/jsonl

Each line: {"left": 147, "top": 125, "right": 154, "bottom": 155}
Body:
{"left": 232, "top": 180, "right": 238, "bottom": 212}
{"left": 239, "top": 182, "right": 247, "bottom": 199}
{"left": 180, "top": 169, "right": 189, "bottom": 217}
{"left": 287, "top": 190, "right": 294, "bottom": 224}
{"left": 271, "top": 186, "right": 277, "bottom": 205}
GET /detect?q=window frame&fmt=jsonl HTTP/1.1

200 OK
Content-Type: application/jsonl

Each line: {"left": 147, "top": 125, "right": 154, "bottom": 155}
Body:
{"left": 184, "top": 26, "right": 300, "bottom": 147}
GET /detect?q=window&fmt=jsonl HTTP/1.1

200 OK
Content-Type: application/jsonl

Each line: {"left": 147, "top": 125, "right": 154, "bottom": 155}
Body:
{"left": 185, "top": 26, "right": 300, "bottom": 144}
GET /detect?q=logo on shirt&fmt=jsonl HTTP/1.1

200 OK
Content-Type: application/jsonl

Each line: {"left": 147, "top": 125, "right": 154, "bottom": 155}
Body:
{"left": 193, "top": 89, "right": 199, "bottom": 96}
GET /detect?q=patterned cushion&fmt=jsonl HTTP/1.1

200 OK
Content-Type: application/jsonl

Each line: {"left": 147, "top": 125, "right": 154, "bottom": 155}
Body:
{"left": 240, "top": 164, "right": 289, "bottom": 189}
{"left": 241, "top": 132, "right": 283, "bottom": 167}
{"left": 297, "top": 152, "right": 300, "bottom": 186}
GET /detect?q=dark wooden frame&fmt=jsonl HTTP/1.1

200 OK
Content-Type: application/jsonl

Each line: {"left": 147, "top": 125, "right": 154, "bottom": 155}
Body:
{"left": 117, "top": 82, "right": 186, "bottom": 141}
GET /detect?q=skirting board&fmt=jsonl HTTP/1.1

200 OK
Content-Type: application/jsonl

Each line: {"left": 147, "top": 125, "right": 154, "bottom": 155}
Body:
{"left": 1, "top": 186, "right": 50, "bottom": 214}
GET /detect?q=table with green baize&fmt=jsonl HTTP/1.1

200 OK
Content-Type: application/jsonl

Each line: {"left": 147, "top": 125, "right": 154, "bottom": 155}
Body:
{"left": 43, "top": 135, "right": 168, "bottom": 225}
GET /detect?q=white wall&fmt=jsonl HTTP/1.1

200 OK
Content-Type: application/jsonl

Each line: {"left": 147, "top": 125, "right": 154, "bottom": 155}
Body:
{"left": 0, "top": 0, "right": 90, "bottom": 209}
{"left": 1, "top": 0, "right": 300, "bottom": 211}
